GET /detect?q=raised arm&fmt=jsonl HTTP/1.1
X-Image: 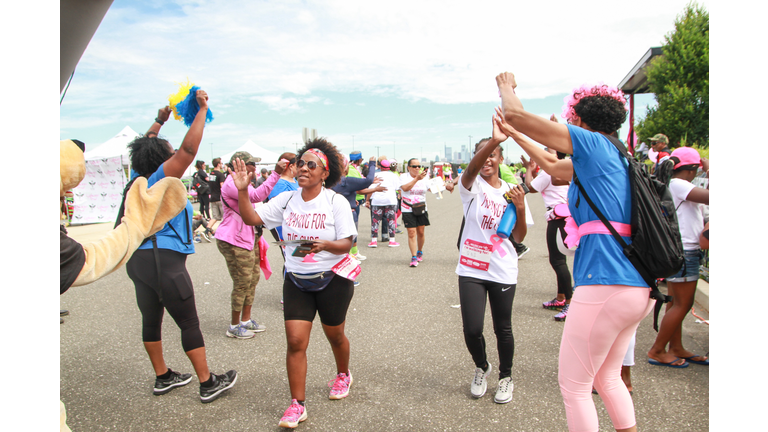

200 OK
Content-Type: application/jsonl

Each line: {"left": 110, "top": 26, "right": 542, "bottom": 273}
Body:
{"left": 496, "top": 72, "right": 573, "bottom": 155}
{"left": 163, "top": 89, "right": 210, "bottom": 178}
{"left": 495, "top": 108, "right": 574, "bottom": 180}
{"left": 462, "top": 113, "right": 507, "bottom": 191}
{"left": 401, "top": 168, "right": 427, "bottom": 191}
{"left": 146, "top": 106, "right": 172, "bottom": 137}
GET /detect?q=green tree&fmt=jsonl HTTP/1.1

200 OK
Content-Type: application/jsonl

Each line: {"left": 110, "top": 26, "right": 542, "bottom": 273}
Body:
{"left": 636, "top": 3, "right": 709, "bottom": 148}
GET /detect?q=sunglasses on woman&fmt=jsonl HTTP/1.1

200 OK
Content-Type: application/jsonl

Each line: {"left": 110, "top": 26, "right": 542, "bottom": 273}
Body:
{"left": 296, "top": 159, "right": 322, "bottom": 170}
{"left": 409, "top": 164, "right": 421, "bottom": 168}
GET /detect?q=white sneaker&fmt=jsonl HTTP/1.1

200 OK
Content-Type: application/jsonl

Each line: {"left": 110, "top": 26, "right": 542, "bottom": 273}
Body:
{"left": 354, "top": 253, "right": 366, "bottom": 261}
{"left": 470, "top": 363, "right": 492, "bottom": 398}
{"left": 226, "top": 324, "right": 255, "bottom": 339}
{"left": 494, "top": 377, "right": 514, "bottom": 404}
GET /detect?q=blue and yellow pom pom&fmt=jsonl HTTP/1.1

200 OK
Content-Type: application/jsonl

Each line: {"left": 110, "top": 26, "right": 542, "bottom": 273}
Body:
{"left": 168, "top": 79, "right": 214, "bottom": 127}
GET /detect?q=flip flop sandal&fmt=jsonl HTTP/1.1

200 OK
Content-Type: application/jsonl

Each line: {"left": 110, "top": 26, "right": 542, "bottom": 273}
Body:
{"left": 648, "top": 357, "right": 689, "bottom": 368}
{"left": 681, "top": 355, "right": 709, "bottom": 366}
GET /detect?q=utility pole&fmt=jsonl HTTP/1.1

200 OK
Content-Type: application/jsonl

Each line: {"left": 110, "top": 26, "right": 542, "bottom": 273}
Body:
{"left": 375, "top": 146, "right": 380, "bottom": 159}
{"left": 210, "top": 143, "right": 213, "bottom": 161}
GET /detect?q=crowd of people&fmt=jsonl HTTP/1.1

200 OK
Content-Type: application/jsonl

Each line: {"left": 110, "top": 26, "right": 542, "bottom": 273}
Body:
{"left": 118, "top": 74, "right": 709, "bottom": 431}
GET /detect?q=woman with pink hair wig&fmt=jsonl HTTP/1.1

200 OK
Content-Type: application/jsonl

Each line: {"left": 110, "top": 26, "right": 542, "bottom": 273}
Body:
{"left": 494, "top": 73, "right": 652, "bottom": 432}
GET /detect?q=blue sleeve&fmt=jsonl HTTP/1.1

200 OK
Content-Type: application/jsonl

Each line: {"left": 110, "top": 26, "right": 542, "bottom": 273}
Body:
{"left": 146, "top": 163, "right": 167, "bottom": 188}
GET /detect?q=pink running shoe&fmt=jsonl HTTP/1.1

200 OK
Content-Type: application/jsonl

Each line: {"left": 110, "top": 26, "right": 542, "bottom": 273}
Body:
{"left": 409, "top": 257, "right": 418, "bottom": 267}
{"left": 542, "top": 298, "right": 566, "bottom": 310}
{"left": 388, "top": 241, "right": 400, "bottom": 248}
{"left": 367, "top": 239, "right": 377, "bottom": 248}
{"left": 328, "top": 371, "right": 353, "bottom": 400}
{"left": 278, "top": 399, "right": 307, "bottom": 428}
{"left": 416, "top": 251, "right": 424, "bottom": 262}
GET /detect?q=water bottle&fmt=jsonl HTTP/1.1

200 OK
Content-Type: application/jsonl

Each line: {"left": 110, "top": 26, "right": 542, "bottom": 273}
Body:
{"left": 496, "top": 190, "right": 517, "bottom": 239}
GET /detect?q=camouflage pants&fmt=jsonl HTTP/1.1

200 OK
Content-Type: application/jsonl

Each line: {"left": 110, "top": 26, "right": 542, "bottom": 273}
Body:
{"left": 217, "top": 238, "right": 260, "bottom": 311}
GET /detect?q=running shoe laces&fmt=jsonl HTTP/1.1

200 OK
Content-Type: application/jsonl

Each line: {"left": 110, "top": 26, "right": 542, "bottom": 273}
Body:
{"left": 328, "top": 372, "right": 352, "bottom": 399}
{"left": 279, "top": 399, "right": 307, "bottom": 428}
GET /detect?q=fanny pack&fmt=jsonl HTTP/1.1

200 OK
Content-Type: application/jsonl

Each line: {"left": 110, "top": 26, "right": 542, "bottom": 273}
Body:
{"left": 287, "top": 271, "right": 335, "bottom": 292}
{"left": 411, "top": 202, "right": 426, "bottom": 216}
{"left": 550, "top": 203, "right": 570, "bottom": 219}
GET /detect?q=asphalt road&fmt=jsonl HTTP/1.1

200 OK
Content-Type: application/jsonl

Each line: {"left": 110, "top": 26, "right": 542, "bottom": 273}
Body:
{"left": 60, "top": 190, "right": 709, "bottom": 431}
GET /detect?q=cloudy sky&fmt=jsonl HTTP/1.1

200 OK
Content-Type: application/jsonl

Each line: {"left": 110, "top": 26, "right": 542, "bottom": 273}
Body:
{"left": 60, "top": 0, "right": 708, "bottom": 164}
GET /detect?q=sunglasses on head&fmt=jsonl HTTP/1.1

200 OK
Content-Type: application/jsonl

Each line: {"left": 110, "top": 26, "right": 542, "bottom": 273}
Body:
{"left": 296, "top": 159, "right": 323, "bottom": 170}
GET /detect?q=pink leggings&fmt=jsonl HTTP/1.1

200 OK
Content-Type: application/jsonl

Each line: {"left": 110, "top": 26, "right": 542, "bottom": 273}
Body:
{"left": 558, "top": 284, "right": 653, "bottom": 432}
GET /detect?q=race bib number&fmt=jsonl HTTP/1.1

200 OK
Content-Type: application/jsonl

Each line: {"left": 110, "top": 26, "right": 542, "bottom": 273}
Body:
{"left": 331, "top": 254, "right": 362, "bottom": 281}
{"left": 459, "top": 239, "right": 492, "bottom": 271}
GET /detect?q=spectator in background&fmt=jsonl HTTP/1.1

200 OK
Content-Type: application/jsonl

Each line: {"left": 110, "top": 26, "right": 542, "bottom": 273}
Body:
{"left": 367, "top": 156, "right": 400, "bottom": 248}
{"left": 194, "top": 160, "right": 211, "bottom": 220}
{"left": 256, "top": 168, "right": 269, "bottom": 187}
{"left": 347, "top": 151, "right": 367, "bottom": 209}
{"left": 647, "top": 147, "right": 709, "bottom": 368}
{"left": 649, "top": 133, "right": 671, "bottom": 173}
{"left": 521, "top": 151, "right": 572, "bottom": 321}
{"left": 208, "top": 157, "right": 226, "bottom": 234}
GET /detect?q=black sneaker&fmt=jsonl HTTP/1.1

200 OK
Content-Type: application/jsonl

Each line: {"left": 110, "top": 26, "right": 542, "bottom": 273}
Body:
{"left": 200, "top": 370, "right": 237, "bottom": 403}
{"left": 516, "top": 245, "right": 530, "bottom": 259}
{"left": 153, "top": 369, "right": 193, "bottom": 395}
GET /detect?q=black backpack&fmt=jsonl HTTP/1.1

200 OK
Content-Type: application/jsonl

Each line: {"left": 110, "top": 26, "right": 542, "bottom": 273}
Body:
{"left": 572, "top": 134, "right": 684, "bottom": 331}
{"left": 192, "top": 171, "right": 210, "bottom": 194}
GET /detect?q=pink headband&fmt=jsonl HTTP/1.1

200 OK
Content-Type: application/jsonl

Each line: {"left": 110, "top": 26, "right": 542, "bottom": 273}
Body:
{"left": 561, "top": 82, "right": 627, "bottom": 123}
{"left": 305, "top": 148, "right": 329, "bottom": 171}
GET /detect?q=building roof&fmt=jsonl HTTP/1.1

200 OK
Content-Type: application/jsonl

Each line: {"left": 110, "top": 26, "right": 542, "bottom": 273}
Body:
{"left": 618, "top": 47, "right": 663, "bottom": 95}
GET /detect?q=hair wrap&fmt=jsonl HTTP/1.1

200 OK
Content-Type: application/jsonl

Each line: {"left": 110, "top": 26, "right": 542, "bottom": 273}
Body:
{"left": 305, "top": 148, "right": 329, "bottom": 171}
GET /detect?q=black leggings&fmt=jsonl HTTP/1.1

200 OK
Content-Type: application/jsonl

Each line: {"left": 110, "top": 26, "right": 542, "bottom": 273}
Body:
{"left": 546, "top": 218, "right": 573, "bottom": 300}
{"left": 126, "top": 249, "right": 205, "bottom": 352}
{"left": 458, "top": 276, "right": 516, "bottom": 380}
{"left": 198, "top": 193, "right": 211, "bottom": 219}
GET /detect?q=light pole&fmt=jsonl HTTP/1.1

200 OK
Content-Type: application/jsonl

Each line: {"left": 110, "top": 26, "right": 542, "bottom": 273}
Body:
{"left": 210, "top": 143, "right": 213, "bottom": 161}
{"left": 352, "top": 135, "right": 355, "bottom": 151}
{"left": 375, "top": 146, "right": 380, "bottom": 159}
{"left": 393, "top": 141, "right": 396, "bottom": 161}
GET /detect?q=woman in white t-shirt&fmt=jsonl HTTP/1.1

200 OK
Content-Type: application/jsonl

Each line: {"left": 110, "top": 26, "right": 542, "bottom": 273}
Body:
{"left": 647, "top": 147, "right": 709, "bottom": 367}
{"left": 522, "top": 150, "right": 573, "bottom": 321}
{"left": 456, "top": 115, "right": 527, "bottom": 405}
{"left": 366, "top": 157, "right": 401, "bottom": 247}
{"left": 400, "top": 158, "right": 431, "bottom": 267}
{"left": 231, "top": 138, "right": 358, "bottom": 428}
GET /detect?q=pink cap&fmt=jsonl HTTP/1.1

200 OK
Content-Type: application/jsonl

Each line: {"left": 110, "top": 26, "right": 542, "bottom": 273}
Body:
{"left": 380, "top": 159, "right": 391, "bottom": 168}
{"left": 670, "top": 147, "right": 701, "bottom": 169}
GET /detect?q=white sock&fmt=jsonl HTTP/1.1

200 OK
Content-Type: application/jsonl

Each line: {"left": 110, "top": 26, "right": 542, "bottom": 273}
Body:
{"left": 240, "top": 320, "right": 251, "bottom": 326}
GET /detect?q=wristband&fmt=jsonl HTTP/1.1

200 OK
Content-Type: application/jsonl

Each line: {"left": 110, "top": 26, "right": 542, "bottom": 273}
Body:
{"left": 155, "top": 117, "right": 165, "bottom": 126}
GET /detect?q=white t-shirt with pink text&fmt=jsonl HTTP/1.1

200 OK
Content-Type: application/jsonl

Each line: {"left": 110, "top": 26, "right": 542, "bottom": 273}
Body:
{"left": 455, "top": 176, "right": 519, "bottom": 284}
{"left": 399, "top": 172, "right": 430, "bottom": 213}
{"left": 256, "top": 188, "right": 357, "bottom": 273}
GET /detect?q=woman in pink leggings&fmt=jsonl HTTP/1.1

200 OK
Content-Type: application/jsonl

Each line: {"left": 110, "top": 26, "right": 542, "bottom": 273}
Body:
{"left": 495, "top": 73, "right": 654, "bottom": 432}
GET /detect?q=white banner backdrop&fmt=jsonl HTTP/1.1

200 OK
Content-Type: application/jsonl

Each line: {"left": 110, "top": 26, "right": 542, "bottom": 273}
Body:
{"left": 71, "top": 156, "right": 128, "bottom": 225}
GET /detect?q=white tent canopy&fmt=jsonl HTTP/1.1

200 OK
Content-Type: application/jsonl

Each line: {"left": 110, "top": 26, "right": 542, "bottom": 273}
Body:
{"left": 84, "top": 125, "right": 141, "bottom": 161}
{"left": 220, "top": 140, "right": 281, "bottom": 168}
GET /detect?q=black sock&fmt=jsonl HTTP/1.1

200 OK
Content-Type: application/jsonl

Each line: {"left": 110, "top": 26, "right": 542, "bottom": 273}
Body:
{"left": 200, "top": 375, "right": 215, "bottom": 388}
{"left": 296, "top": 400, "right": 305, "bottom": 406}
{"left": 157, "top": 369, "right": 172, "bottom": 379}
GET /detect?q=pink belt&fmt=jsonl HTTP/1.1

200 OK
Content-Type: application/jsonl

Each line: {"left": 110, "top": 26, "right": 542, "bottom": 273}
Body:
{"left": 563, "top": 218, "right": 631, "bottom": 249}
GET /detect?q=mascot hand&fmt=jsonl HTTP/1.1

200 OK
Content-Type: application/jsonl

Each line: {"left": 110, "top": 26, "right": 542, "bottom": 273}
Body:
{"left": 73, "top": 177, "right": 187, "bottom": 286}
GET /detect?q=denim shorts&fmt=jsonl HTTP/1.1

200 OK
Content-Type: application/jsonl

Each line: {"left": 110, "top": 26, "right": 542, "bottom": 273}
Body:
{"left": 666, "top": 249, "right": 702, "bottom": 283}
